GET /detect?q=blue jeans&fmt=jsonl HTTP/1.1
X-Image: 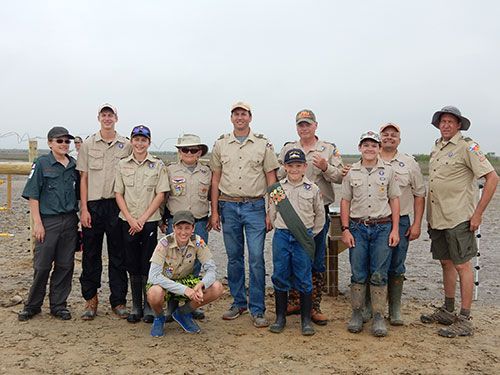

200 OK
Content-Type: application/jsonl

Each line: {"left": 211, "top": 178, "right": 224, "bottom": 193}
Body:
{"left": 167, "top": 217, "right": 208, "bottom": 277}
{"left": 348, "top": 221, "right": 393, "bottom": 286}
{"left": 312, "top": 206, "right": 330, "bottom": 273}
{"left": 389, "top": 215, "right": 410, "bottom": 277}
{"left": 272, "top": 229, "right": 313, "bottom": 293}
{"left": 219, "top": 199, "right": 267, "bottom": 315}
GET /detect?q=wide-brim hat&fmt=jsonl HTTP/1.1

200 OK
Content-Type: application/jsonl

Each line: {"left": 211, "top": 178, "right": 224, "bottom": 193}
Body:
{"left": 175, "top": 134, "right": 208, "bottom": 156}
{"left": 431, "top": 106, "right": 470, "bottom": 130}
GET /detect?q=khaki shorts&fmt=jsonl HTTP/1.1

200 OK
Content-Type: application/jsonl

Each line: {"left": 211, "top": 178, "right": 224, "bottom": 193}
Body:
{"left": 429, "top": 221, "right": 478, "bottom": 265}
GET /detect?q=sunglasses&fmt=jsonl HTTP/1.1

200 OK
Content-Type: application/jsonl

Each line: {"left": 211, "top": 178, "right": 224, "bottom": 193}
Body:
{"left": 54, "top": 139, "right": 71, "bottom": 144}
{"left": 180, "top": 147, "right": 201, "bottom": 154}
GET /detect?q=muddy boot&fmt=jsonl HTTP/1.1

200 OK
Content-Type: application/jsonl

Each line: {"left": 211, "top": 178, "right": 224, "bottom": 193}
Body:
{"left": 142, "top": 276, "right": 154, "bottom": 323}
{"left": 311, "top": 273, "right": 327, "bottom": 326}
{"left": 361, "top": 283, "right": 372, "bottom": 323}
{"left": 286, "top": 288, "right": 300, "bottom": 316}
{"left": 127, "top": 275, "right": 143, "bottom": 323}
{"left": 269, "top": 290, "right": 287, "bottom": 333}
{"left": 81, "top": 294, "right": 98, "bottom": 321}
{"left": 388, "top": 275, "right": 404, "bottom": 326}
{"left": 348, "top": 283, "right": 365, "bottom": 333}
{"left": 371, "top": 285, "right": 388, "bottom": 337}
{"left": 300, "top": 292, "right": 315, "bottom": 336}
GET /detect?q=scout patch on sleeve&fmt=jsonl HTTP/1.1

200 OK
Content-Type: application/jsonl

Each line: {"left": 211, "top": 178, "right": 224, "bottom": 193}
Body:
{"left": 468, "top": 142, "right": 486, "bottom": 160}
{"left": 330, "top": 143, "right": 341, "bottom": 157}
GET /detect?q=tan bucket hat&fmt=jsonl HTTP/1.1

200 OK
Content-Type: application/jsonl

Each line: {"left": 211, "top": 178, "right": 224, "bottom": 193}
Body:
{"left": 175, "top": 134, "right": 209, "bottom": 156}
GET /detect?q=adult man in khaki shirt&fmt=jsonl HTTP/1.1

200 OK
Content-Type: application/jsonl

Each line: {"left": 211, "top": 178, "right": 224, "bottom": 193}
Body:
{"left": 421, "top": 106, "right": 498, "bottom": 338}
{"left": 278, "top": 109, "right": 343, "bottom": 325}
{"left": 77, "top": 103, "right": 132, "bottom": 320}
{"left": 378, "top": 123, "right": 426, "bottom": 325}
{"left": 210, "top": 101, "right": 279, "bottom": 327}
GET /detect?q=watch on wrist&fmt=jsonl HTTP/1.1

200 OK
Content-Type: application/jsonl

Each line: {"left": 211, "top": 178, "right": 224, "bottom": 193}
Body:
{"left": 341, "top": 226, "right": 349, "bottom": 232}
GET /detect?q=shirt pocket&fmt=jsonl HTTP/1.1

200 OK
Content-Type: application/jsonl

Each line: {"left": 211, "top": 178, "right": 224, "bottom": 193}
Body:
{"left": 395, "top": 169, "right": 410, "bottom": 188}
{"left": 88, "top": 149, "right": 104, "bottom": 170}
{"left": 350, "top": 178, "right": 364, "bottom": 200}
{"left": 144, "top": 169, "right": 159, "bottom": 187}
{"left": 122, "top": 169, "right": 135, "bottom": 187}
{"left": 375, "top": 179, "right": 388, "bottom": 199}
{"left": 198, "top": 176, "right": 210, "bottom": 199}
{"left": 298, "top": 189, "right": 314, "bottom": 210}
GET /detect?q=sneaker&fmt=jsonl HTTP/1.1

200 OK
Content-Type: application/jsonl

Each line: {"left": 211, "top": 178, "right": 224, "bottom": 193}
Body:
{"left": 18, "top": 307, "right": 41, "bottom": 322}
{"left": 112, "top": 304, "right": 129, "bottom": 319}
{"left": 51, "top": 308, "right": 72, "bottom": 321}
{"left": 438, "top": 315, "right": 473, "bottom": 338}
{"left": 420, "top": 306, "right": 455, "bottom": 325}
{"left": 252, "top": 313, "right": 269, "bottom": 328}
{"left": 151, "top": 315, "right": 166, "bottom": 337}
{"left": 81, "top": 295, "right": 98, "bottom": 321}
{"left": 222, "top": 305, "right": 247, "bottom": 320}
{"left": 172, "top": 309, "right": 201, "bottom": 333}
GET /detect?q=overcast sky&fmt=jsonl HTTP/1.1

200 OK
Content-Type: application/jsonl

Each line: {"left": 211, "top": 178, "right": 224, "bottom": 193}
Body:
{"left": 1, "top": 0, "right": 499, "bottom": 154}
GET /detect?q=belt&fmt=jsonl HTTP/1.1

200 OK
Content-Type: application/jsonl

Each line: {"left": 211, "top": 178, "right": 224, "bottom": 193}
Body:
{"left": 219, "top": 194, "right": 264, "bottom": 203}
{"left": 350, "top": 216, "right": 392, "bottom": 226}
{"left": 195, "top": 216, "right": 209, "bottom": 223}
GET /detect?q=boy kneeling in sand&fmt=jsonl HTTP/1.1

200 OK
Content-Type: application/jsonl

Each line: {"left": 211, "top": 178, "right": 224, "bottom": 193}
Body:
{"left": 147, "top": 210, "right": 224, "bottom": 336}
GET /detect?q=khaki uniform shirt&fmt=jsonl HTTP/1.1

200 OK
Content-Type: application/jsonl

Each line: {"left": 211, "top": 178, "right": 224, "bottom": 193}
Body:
{"left": 341, "top": 158, "right": 401, "bottom": 219}
{"left": 278, "top": 139, "right": 343, "bottom": 205}
{"left": 166, "top": 162, "right": 211, "bottom": 219}
{"left": 115, "top": 153, "right": 169, "bottom": 222}
{"left": 77, "top": 132, "right": 132, "bottom": 201}
{"left": 269, "top": 177, "right": 326, "bottom": 235}
{"left": 427, "top": 132, "right": 494, "bottom": 230}
{"left": 210, "top": 130, "right": 280, "bottom": 197}
{"left": 385, "top": 152, "right": 426, "bottom": 216}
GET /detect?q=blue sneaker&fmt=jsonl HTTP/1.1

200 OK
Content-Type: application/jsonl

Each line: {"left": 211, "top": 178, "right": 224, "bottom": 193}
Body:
{"left": 172, "top": 309, "right": 201, "bottom": 333}
{"left": 150, "top": 315, "right": 166, "bottom": 337}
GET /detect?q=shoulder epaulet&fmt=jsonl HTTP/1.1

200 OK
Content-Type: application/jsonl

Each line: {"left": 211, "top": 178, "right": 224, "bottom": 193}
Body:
{"left": 463, "top": 137, "right": 473, "bottom": 142}
{"left": 217, "top": 133, "right": 229, "bottom": 140}
{"left": 199, "top": 160, "right": 210, "bottom": 168}
{"left": 190, "top": 234, "right": 196, "bottom": 241}
{"left": 85, "top": 135, "right": 90, "bottom": 140}
{"left": 255, "top": 133, "right": 265, "bottom": 139}
{"left": 404, "top": 153, "right": 416, "bottom": 160}
{"left": 283, "top": 141, "right": 294, "bottom": 146}
{"left": 327, "top": 142, "right": 337, "bottom": 148}
{"left": 159, "top": 236, "right": 170, "bottom": 246}
{"left": 434, "top": 138, "right": 440, "bottom": 145}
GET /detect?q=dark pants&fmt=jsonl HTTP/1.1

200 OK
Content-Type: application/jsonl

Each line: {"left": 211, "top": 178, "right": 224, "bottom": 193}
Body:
{"left": 25, "top": 213, "right": 78, "bottom": 313}
{"left": 312, "top": 205, "right": 330, "bottom": 273}
{"left": 80, "top": 199, "right": 127, "bottom": 307}
{"left": 122, "top": 220, "right": 158, "bottom": 276}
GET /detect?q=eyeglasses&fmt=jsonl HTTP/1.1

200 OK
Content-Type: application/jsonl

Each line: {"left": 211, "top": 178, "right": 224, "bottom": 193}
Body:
{"left": 180, "top": 147, "right": 200, "bottom": 154}
{"left": 54, "top": 139, "right": 71, "bottom": 144}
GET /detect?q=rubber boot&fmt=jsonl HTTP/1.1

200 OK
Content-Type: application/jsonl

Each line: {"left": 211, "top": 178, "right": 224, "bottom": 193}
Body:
{"left": 311, "top": 272, "right": 327, "bottom": 325}
{"left": 269, "top": 290, "right": 287, "bottom": 333}
{"left": 361, "top": 283, "right": 372, "bottom": 323}
{"left": 388, "top": 275, "right": 404, "bottom": 326}
{"left": 300, "top": 292, "right": 315, "bottom": 336}
{"left": 348, "top": 283, "right": 365, "bottom": 333}
{"left": 371, "top": 285, "right": 388, "bottom": 337}
{"left": 127, "top": 275, "right": 143, "bottom": 323}
{"left": 286, "top": 288, "right": 300, "bottom": 316}
{"left": 142, "top": 276, "right": 155, "bottom": 323}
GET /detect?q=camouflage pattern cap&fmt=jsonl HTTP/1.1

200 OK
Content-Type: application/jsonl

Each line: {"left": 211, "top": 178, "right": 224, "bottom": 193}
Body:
{"left": 359, "top": 130, "right": 381, "bottom": 145}
{"left": 296, "top": 109, "right": 316, "bottom": 125}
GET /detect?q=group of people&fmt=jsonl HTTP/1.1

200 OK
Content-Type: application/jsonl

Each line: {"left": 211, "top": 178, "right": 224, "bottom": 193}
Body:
{"left": 18, "top": 101, "right": 498, "bottom": 339}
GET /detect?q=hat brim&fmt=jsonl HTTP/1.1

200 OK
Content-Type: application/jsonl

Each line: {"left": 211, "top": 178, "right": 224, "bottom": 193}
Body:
{"left": 51, "top": 133, "right": 75, "bottom": 140}
{"left": 359, "top": 137, "right": 380, "bottom": 145}
{"left": 431, "top": 111, "right": 470, "bottom": 131}
{"left": 296, "top": 118, "right": 316, "bottom": 125}
{"left": 175, "top": 144, "right": 209, "bottom": 157}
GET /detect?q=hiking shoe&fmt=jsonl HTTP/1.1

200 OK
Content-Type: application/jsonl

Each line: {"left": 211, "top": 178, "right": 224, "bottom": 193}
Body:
{"left": 51, "top": 309, "right": 72, "bottom": 321}
{"left": 222, "top": 305, "right": 247, "bottom": 320}
{"left": 420, "top": 306, "right": 455, "bottom": 325}
{"left": 252, "top": 313, "right": 269, "bottom": 328}
{"left": 192, "top": 307, "right": 205, "bottom": 320}
{"left": 438, "top": 315, "right": 473, "bottom": 338}
{"left": 18, "top": 307, "right": 41, "bottom": 322}
{"left": 311, "top": 308, "right": 328, "bottom": 326}
{"left": 172, "top": 309, "right": 201, "bottom": 333}
{"left": 151, "top": 315, "right": 166, "bottom": 337}
{"left": 81, "top": 295, "right": 98, "bottom": 321}
{"left": 112, "top": 304, "right": 129, "bottom": 319}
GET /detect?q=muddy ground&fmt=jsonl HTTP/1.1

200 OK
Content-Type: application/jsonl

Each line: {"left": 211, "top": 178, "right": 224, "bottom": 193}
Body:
{"left": 0, "top": 175, "right": 499, "bottom": 374}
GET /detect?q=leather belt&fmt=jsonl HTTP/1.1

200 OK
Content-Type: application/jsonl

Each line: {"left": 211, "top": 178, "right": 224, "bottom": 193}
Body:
{"left": 350, "top": 216, "right": 392, "bottom": 226}
{"left": 219, "top": 194, "right": 264, "bottom": 203}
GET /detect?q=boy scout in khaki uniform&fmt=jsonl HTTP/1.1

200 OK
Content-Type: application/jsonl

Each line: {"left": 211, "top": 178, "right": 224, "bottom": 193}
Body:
{"left": 147, "top": 211, "right": 224, "bottom": 336}
{"left": 115, "top": 125, "right": 170, "bottom": 324}
{"left": 341, "top": 131, "right": 401, "bottom": 337}
{"left": 420, "top": 106, "right": 498, "bottom": 338}
{"left": 77, "top": 103, "right": 132, "bottom": 320}
{"left": 268, "top": 149, "right": 325, "bottom": 336}
{"left": 210, "top": 101, "right": 279, "bottom": 328}
{"left": 278, "top": 109, "right": 343, "bottom": 325}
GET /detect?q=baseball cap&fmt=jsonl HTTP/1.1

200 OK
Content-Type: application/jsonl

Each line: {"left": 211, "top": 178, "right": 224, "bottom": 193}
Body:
{"left": 175, "top": 134, "right": 208, "bottom": 156}
{"left": 131, "top": 125, "right": 151, "bottom": 139}
{"left": 379, "top": 122, "right": 401, "bottom": 133}
{"left": 231, "top": 101, "right": 251, "bottom": 113}
{"left": 359, "top": 131, "right": 381, "bottom": 145}
{"left": 173, "top": 210, "right": 195, "bottom": 226}
{"left": 98, "top": 103, "right": 118, "bottom": 115}
{"left": 47, "top": 126, "right": 75, "bottom": 140}
{"left": 295, "top": 109, "right": 316, "bottom": 125}
{"left": 431, "top": 106, "right": 470, "bottom": 130}
{"left": 284, "top": 148, "right": 307, "bottom": 164}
